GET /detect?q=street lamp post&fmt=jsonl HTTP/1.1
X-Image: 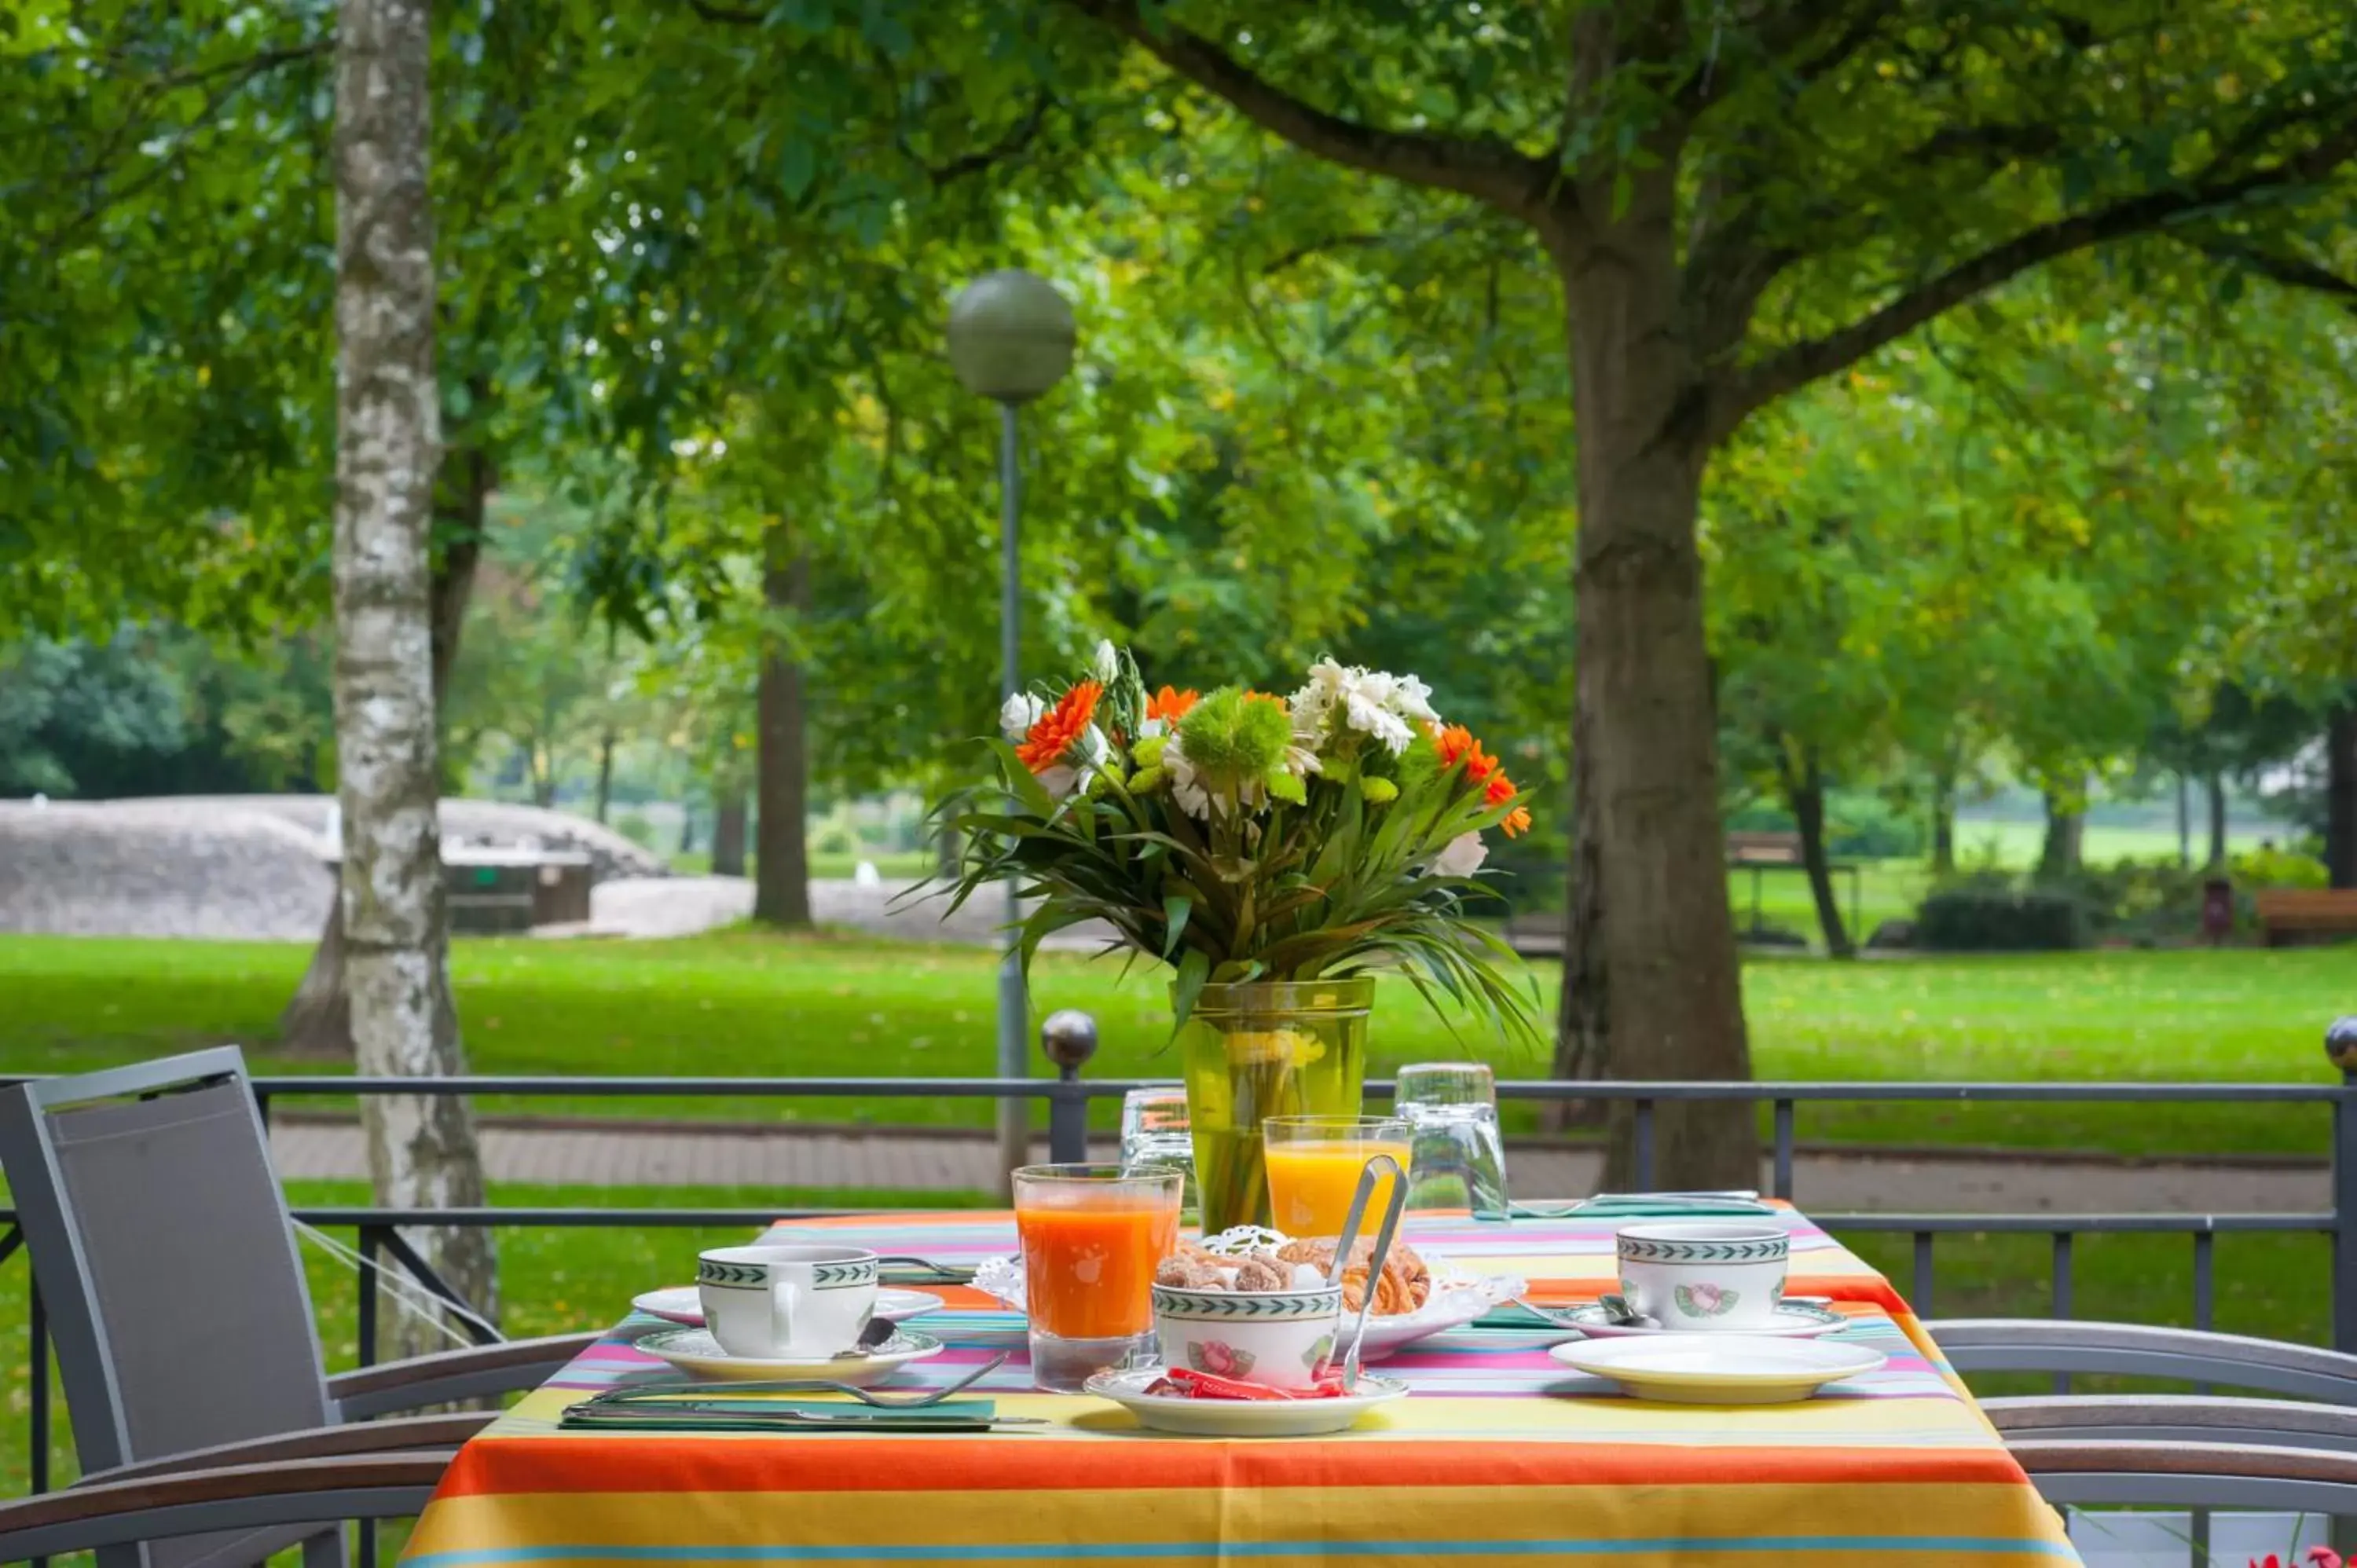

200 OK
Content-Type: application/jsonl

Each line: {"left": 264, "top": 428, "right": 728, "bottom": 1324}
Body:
{"left": 947, "top": 269, "right": 1076, "bottom": 1192}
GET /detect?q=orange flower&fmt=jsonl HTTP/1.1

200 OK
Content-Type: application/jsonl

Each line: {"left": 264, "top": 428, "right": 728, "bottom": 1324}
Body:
{"left": 1145, "top": 686, "right": 1200, "bottom": 724}
{"left": 1017, "top": 681, "right": 1102, "bottom": 772}
{"left": 1484, "top": 771, "right": 1518, "bottom": 808}
{"left": 1242, "top": 691, "right": 1287, "bottom": 710}
{"left": 1502, "top": 807, "right": 1533, "bottom": 838}
{"left": 1435, "top": 723, "right": 1500, "bottom": 784}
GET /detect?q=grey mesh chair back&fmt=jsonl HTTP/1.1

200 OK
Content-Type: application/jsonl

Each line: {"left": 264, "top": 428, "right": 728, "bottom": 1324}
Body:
{"left": 0, "top": 1047, "right": 341, "bottom": 1568}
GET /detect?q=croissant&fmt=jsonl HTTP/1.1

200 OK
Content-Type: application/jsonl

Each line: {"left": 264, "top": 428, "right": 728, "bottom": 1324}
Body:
{"left": 1274, "top": 1237, "right": 1431, "bottom": 1316}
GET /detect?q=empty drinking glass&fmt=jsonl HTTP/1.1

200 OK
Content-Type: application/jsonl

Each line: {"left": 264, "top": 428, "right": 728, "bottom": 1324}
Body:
{"left": 1120, "top": 1087, "right": 1195, "bottom": 1178}
{"left": 1393, "top": 1061, "right": 1509, "bottom": 1219}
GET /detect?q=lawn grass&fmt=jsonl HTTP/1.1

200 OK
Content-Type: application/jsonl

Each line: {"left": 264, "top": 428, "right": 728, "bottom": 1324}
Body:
{"left": 0, "top": 933, "right": 2347, "bottom": 1157}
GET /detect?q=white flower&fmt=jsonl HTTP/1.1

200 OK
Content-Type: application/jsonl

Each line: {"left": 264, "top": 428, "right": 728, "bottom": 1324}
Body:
{"left": 1035, "top": 764, "right": 1080, "bottom": 800}
{"left": 1343, "top": 691, "right": 1415, "bottom": 754}
{"left": 1091, "top": 639, "right": 1120, "bottom": 684}
{"left": 1162, "top": 734, "right": 1212, "bottom": 819}
{"left": 1291, "top": 658, "right": 1431, "bottom": 756}
{"left": 1432, "top": 832, "right": 1488, "bottom": 878}
{"left": 1391, "top": 672, "right": 1439, "bottom": 724}
{"left": 1000, "top": 692, "right": 1043, "bottom": 739}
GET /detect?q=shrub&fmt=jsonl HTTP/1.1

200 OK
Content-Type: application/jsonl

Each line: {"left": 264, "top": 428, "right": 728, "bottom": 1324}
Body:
{"left": 1915, "top": 877, "right": 2090, "bottom": 951}
{"left": 1824, "top": 793, "right": 1926, "bottom": 859}
{"left": 614, "top": 812, "right": 658, "bottom": 849}
{"left": 2231, "top": 844, "right": 2329, "bottom": 890}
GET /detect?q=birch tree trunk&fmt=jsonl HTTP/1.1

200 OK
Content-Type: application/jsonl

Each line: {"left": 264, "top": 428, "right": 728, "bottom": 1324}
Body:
{"left": 333, "top": 0, "right": 497, "bottom": 1345}
{"left": 753, "top": 525, "right": 814, "bottom": 927}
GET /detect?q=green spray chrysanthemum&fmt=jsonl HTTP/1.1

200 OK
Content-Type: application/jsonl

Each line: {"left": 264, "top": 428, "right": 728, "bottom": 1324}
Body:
{"left": 1174, "top": 688, "right": 1292, "bottom": 793}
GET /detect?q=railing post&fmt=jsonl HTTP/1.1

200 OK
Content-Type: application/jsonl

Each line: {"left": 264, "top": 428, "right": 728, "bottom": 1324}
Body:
{"left": 357, "top": 1226, "right": 382, "bottom": 1370}
{"left": 1040, "top": 1009, "right": 1098, "bottom": 1166}
{"left": 2327, "top": 1018, "right": 2357, "bottom": 1354}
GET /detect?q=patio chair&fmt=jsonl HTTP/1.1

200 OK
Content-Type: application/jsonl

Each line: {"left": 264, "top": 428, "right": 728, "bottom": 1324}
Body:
{"left": 0, "top": 1046, "right": 599, "bottom": 1568}
{"left": 0, "top": 1452, "right": 449, "bottom": 1564}
{"left": 2011, "top": 1439, "right": 2357, "bottom": 1513}
{"left": 1984, "top": 1394, "right": 2357, "bottom": 1453}
{"left": 1924, "top": 1318, "right": 2357, "bottom": 1403}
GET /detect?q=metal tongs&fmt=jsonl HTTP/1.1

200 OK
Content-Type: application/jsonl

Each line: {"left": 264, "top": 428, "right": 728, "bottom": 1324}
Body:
{"left": 1325, "top": 1152, "right": 1409, "bottom": 1392}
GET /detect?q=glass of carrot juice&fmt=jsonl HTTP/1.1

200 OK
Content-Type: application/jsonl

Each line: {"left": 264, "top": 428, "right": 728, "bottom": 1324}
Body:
{"left": 1263, "top": 1115, "right": 1413, "bottom": 1237}
{"left": 1011, "top": 1163, "right": 1184, "bottom": 1391}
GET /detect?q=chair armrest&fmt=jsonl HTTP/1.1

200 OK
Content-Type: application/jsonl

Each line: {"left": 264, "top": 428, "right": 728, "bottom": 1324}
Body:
{"left": 328, "top": 1332, "right": 602, "bottom": 1419}
{"left": 0, "top": 1453, "right": 451, "bottom": 1563}
{"left": 79, "top": 1415, "right": 490, "bottom": 1486}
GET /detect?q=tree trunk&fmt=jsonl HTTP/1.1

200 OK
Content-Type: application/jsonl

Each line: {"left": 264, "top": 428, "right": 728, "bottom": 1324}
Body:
{"left": 330, "top": 0, "right": 496, "bottom": 1350}
{"left": 2176, "top": 771, "right": 2192, "bottom": 870}
{"left": 678, "top": 803, "right": 697, "bottom": 855}
{"left": 1930, "top": 760, "right": 1957, "bottom": 877}
{"left": 1549, "top": 187, "right": 1756, "bottom": 1191}
{"left": 2037, "top": 790, "right": 2084, "bottom": 880}
{"left": 711, "top": 787, "right": 749, "bottom": 877}
{"left": 2207, "top": 771, "right": 2229, "bottom": 870}
{"left": 593, "top": 727, "right": 616, "bottom": 823}
{"left": 1782, "top": 742, "right": 1853, "bottom": 958}
{"left": 753, "top": 528, "right": 814, "bottom": 927}
{"left": 2326, "top": 698, "right": 2357, "bottom": 890}
{"left": 280, "top": 429, "right": 488, "bottom": 1058}
{"left": 1545, "top": 703, "right": 1608, "bottom": 1134}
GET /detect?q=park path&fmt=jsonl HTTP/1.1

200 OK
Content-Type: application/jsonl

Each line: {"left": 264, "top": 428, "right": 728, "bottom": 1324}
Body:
{"left": 266, "top": 1118, "right": 2323, "bottom": 1213}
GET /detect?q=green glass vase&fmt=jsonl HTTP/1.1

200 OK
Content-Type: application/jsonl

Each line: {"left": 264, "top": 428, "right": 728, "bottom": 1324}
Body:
{"left": 1174, "top": 978, "right": 1373, "bottom": 1235}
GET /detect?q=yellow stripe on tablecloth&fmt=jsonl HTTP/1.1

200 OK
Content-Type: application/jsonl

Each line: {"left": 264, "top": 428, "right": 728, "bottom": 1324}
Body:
{"left": 405, "top": 1480, "right": 2069, "bottom": 1567}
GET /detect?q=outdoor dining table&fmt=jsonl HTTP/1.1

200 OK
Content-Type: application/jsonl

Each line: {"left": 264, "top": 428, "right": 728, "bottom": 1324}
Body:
{"left": 400, "top": 1207, "right": 2079, "bottom": 1566}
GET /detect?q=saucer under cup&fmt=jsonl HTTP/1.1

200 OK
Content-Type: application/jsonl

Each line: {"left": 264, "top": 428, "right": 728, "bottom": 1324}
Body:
{"left": 698, "top": 1243, "right": 878, "bottom": 1359}
{"left": 1615, "top": 1222, "right": 1789, "bottom": 1331}
{"left": 1153, "top": 1283, "right": 1343, "bottom": 1392}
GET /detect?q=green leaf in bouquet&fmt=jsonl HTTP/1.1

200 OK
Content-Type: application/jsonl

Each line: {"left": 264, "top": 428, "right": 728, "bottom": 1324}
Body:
{"left": 987, "top": 738, "right": 1056, "bottom": 819}
{"left": 1172, "top": 947, "right": 1211, "bottom": 1028}
{"left": 1161, "top": 893, "right": 1191, "bottom": 958}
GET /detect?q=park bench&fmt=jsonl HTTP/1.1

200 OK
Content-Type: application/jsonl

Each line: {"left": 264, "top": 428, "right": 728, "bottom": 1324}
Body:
{"left": 2254, "top": 888, "right": 2357, "bottom": 947}
{"left": 1725, "top": 830, "right": 1803, "bottom": 864}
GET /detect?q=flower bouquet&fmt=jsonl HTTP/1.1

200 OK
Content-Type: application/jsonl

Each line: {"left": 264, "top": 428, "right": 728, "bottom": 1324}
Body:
{"left": 939, "top": 643, "right": 1542, "bottom": 1232}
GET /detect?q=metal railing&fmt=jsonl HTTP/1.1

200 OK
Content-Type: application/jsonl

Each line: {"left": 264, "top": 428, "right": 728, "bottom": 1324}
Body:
{"left": 2, "top": 1017, "right": 2353, "bottom": 1508}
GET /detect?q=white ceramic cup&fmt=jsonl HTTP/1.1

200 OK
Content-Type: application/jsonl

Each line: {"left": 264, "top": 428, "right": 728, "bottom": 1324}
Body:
{"left": 1615, "top": 1222, "right": 1789, "bottom": 1331}
{"left": 1153, "top": 1282, "right": 1343, "bottom": 1391}
{"left": 697, "top": 1244, "right": 878, "bottom": 1358}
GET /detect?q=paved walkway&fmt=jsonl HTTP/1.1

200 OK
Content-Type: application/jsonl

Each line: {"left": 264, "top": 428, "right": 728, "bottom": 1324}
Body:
{"left": 267, "top": 1119, "right": 2326, "bottom": 1212}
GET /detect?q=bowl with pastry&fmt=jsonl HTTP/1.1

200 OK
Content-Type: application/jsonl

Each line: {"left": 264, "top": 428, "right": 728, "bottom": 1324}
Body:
{"left": 1197, "top": 1228, "right": 1523, "bottom": 1361}
{"left": 1151, "top": 1243, "right": 1343, "bottom": 1392}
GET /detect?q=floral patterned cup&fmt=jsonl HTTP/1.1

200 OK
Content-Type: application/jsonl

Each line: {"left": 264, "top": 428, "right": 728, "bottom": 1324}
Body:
{"left": 1615, "top": 1222, "right": 1789, "bottom": 1331}
{"left": 1153, "top": 1282, "right": 1343, "bottom": 1390}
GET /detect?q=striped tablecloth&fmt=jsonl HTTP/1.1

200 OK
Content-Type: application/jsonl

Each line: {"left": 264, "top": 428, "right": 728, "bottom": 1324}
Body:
{"left": 402, "top": 1210, "right": 2079, "bottom": 1567}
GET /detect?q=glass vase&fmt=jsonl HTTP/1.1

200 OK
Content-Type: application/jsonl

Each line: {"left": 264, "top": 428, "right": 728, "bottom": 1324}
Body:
{"left": 1174, "top": 978, "right": 1373, "bottom": 1236}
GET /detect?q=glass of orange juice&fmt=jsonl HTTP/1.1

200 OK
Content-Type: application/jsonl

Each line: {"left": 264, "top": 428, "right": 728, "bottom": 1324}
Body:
{"left": 1263, "top": 1115, "right": 1413, "bottom": 1237}
{"left": 1011, "top": 1163, "right": 1183, "bottom": 1391}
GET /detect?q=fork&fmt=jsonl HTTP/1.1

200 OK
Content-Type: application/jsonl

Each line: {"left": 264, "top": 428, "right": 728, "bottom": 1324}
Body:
{"left": 592, "top": 1351, "right": 1010, "bottom": 1412}
{"left": 874, "top": 1255, "right": 980, "bottom": 1284}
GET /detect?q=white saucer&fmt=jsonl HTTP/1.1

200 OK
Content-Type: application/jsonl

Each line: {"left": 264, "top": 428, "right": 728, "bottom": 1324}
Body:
{"left": 1550, "top": 1301, "right": 1851, "bottom": 1339}
{"left": 630, "top": 1286, "right": 943, "bottom": 1328}
{"left": 1083, "top": 1368, "right": 1409, "bottom": 1437}
{"left": 636, "top": 1327, "right": 944, "bottom": 1386}
{"left": 1550, "top": 1335, "right": 1885, "bottom": 1404}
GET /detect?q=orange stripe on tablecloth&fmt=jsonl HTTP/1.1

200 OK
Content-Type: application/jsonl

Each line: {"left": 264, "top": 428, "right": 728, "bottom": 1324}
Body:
{"left": 1521, "top": 1273, "right": 1910, "bottom": 1314}
{"left": 431, "top": 1434, "right": 2023, "bottom": 1499}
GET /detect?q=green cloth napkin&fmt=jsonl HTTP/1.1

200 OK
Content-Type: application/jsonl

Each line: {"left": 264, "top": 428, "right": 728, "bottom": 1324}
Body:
{"left": 561, "top": 1398, "right": 1000, "bottom": 1433}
